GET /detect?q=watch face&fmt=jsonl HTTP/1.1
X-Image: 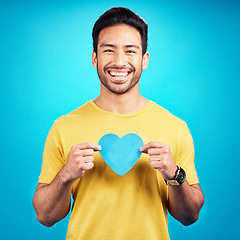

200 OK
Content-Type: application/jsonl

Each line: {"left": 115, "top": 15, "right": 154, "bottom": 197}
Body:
{"left": 178, "top": 168, "right": 186, "bottom": 183}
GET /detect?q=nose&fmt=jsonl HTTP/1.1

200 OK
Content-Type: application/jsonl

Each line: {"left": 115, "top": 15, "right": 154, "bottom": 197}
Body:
{"left": 112, "top": 51, "right": 126, "bottom": 67}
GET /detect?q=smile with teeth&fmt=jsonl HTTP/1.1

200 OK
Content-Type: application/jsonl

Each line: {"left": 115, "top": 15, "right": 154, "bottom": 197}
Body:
{"left": 109, "top": 71, "right": 129, "bottom": 77}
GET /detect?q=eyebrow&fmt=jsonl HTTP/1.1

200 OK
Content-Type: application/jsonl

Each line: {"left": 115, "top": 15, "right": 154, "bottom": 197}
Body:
{"left": 125, "top": 44, "right": 140, "bottom": 49}
{"left": 100, "top": 43, "right": 140, "bottom": 49}
{"left": 100, "top": 43, "right": 115, "bottom": 48}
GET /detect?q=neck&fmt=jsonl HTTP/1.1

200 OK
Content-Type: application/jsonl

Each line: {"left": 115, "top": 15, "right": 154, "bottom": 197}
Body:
{"left": 93, "top": 85, "right": 149, "bottom": 114}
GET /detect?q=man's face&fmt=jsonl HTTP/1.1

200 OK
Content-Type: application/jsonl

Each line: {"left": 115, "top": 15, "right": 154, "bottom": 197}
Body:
{"left": 92, "top": 24, "right": 149, "bottom": 95}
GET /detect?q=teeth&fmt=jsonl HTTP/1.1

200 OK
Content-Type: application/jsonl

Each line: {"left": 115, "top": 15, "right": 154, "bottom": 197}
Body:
{"left": 109, "top": 71, "right": 128, "bottom": 77}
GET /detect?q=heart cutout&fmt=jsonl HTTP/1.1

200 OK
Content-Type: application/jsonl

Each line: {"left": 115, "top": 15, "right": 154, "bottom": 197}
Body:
{"left": 98, "top": 133, "right": 143, "bottom": 176}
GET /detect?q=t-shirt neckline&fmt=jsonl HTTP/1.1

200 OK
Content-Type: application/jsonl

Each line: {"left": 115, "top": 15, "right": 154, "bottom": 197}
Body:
{"left": 88, "top": 100, "right": 153, "bottom": 118}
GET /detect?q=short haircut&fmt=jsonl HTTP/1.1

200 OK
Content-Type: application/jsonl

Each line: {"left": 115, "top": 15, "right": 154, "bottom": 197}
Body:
{"left": 92, "top": 7, "right": 148, "bottom": 55}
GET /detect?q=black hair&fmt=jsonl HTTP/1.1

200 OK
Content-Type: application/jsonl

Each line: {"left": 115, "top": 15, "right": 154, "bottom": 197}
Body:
{"left": 92, "top": 7, "right": 148, "bottom": 55}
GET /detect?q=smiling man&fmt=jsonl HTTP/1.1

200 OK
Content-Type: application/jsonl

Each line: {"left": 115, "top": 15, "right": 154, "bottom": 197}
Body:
{"left": 93, "top": 24, "right": 149, "bottom": 96}
{"left": 33, "top": 7, "right": 204, "bottom": 240}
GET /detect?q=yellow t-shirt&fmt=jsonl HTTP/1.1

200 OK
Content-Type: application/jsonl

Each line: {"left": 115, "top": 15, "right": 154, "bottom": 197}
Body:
{"left": 39, "top": 100, "right": 199, "bottom": 240}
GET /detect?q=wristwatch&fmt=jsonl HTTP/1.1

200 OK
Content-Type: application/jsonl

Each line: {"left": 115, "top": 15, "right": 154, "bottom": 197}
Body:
{"left": 165, "top": 166, "right": 186, "bottom": 186}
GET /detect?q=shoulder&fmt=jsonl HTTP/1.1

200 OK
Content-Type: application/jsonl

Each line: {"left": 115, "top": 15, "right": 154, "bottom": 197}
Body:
{"left": 50, "top": 101, "right": 95, "bottom": 132}
{"left": 149, "top": 101, "right": 187, "bottom": 128}
{"left": 55, "top": 101, "right": 93, "bottom": 122}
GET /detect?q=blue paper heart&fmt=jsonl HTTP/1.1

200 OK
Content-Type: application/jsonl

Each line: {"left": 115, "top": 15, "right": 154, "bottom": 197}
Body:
{"left": 98, "top": 133, "right": 143, "bottom": 176}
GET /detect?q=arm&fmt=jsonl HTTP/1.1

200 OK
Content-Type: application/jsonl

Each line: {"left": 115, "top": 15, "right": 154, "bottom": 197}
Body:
{"left": 140, "top": 141, "right": 204, "bottom": 226}
{"left": 168, "top": 182, "right": 204, "bottom": 225}
{"left": 33, "top": 142, "right": 102, "bottom": 227}
{"left": 33, "top": 174, "right": 73, "bottom": 227}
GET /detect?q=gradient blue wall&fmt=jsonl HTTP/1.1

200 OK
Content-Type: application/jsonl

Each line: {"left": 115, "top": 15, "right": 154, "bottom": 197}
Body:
{"left": 1, "top": 0, "right": 239, "bottom": 239}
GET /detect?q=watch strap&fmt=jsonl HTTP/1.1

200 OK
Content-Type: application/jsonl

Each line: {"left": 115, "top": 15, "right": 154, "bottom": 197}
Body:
{"left": 164, "top": 166, "right": 186, "bottom": 186}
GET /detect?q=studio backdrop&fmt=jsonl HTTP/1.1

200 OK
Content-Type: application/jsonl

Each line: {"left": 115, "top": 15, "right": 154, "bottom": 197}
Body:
{"left": 0, "top": 0, "right": 239, "bottom": 239}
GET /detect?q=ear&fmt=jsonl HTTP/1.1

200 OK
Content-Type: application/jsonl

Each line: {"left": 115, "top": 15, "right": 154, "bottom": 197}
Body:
{"left": 142, "top": 52, "right": 150, "bottom": 69}
{"left": 92, "top": 51, "right": 97, "bottom": 68}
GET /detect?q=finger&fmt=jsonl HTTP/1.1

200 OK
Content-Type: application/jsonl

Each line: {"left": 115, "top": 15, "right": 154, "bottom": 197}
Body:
{"left": 149, "top": 155, "right": 162, "bottom": 162}
{"left": 82, "top": 156, "right": 94, "bottom": 163}
{"left": 79, "top": 149, "right": 95, "bottom": 156}
{"left": 82, "top": 162, "right": 94, "bottom": 170}
{"left": 150, "top": 160, "right": 169, "bottom": 171}
{"left": 150, "top": 160, "right": 160, "bottom": 169}
{"left": 73, "top": 142, "right": 102, "bottom": 151}
{"left": 148, "top": 148, "right": 160, "bottom": 156}
{"left": 148, "top": 147, "right": 169, "bottom": 156}
{"left": 140, "top": 141, "right": 165, "bottom": 153}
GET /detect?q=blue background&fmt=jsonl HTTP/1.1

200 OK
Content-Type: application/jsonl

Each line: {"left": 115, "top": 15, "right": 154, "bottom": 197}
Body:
{"left": 1, "top": 0, "right": 239, "bottom": 239}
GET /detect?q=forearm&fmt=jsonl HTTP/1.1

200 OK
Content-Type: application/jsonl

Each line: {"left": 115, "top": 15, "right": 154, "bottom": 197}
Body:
{"left": 167, "top": 182, "right": 204, "bottom": 226}
{"left": 33, "top": 142, "right": 101, "bottom": 226}
{"left": 33, "top": 169, "right": 73, "bottom": 227}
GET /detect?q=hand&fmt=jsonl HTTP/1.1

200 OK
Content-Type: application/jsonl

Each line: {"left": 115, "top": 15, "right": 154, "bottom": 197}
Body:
{"left": 61, "top": 142, "right": 102, "bottom": 182}
{"left": 140, "top": 141, "right": 177, "bottom": 180}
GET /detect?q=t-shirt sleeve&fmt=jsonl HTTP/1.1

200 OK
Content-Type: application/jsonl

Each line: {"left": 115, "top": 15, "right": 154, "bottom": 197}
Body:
{"left": 38, "top": 121, "right": 65, "bottom": 184}
{"left": 176, "top": 123, "right": 199, "bottom": 185}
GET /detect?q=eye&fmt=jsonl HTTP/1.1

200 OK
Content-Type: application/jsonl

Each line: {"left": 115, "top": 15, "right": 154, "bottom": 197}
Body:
{"left": 103, "top": 49, "right": 114, "bottom": 53}
{"left": 126, "top": 50, "right": 136, "bottom": 54}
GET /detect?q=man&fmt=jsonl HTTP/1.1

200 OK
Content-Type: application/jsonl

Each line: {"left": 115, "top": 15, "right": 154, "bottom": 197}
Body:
{"left": 33, "top": 7, "right": 204, "bottom": 240}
